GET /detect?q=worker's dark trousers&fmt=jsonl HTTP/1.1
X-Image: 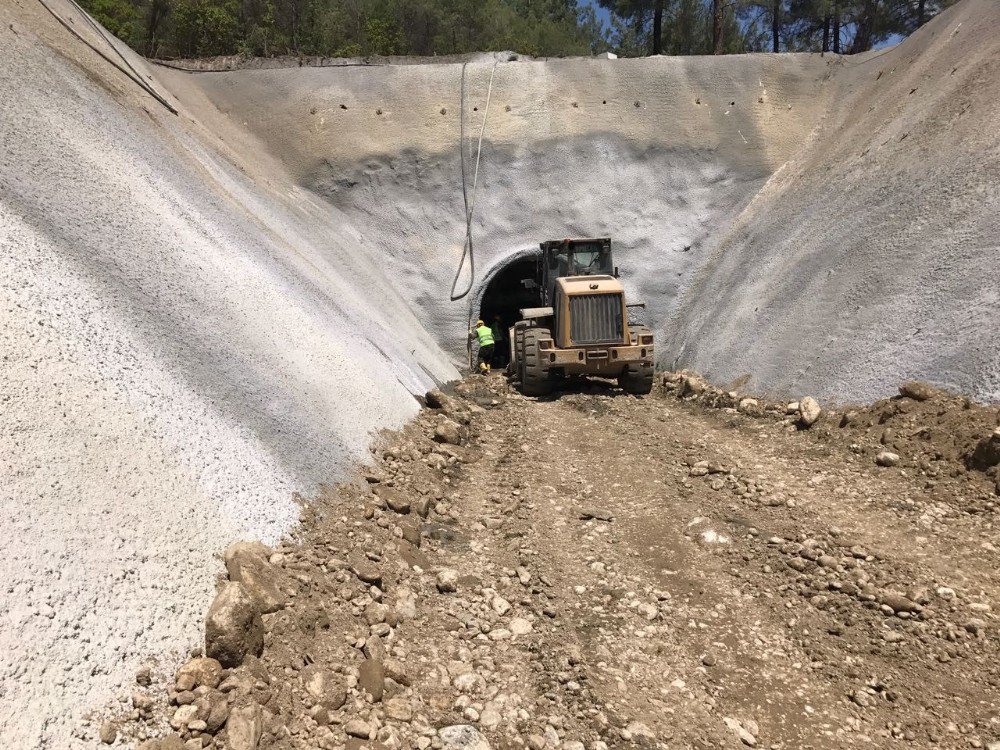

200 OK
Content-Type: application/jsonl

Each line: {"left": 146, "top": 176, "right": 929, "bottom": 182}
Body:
{"left": 478, "top": 344, "right": 494, "bottom": 370}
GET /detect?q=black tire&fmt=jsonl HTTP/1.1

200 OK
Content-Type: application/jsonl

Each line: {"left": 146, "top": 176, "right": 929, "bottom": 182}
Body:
{"left": 512, "top": 325, "right": 526, "bottom": 379}
{"left": 522, "top": 327, "right": 554, "bottom": 396}
{"left": 619, "top": 325, "right": 654, "bottom": 395}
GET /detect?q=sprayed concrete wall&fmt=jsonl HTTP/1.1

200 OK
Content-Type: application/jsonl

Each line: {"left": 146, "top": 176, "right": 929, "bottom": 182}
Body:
{"left": 162, "top": 54, "right": 837, "bottom": 370}
{"left": 1, "top": 0, "right": 998, "bottom": 744}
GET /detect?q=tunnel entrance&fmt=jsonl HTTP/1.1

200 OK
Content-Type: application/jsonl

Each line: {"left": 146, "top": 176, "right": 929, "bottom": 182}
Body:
{"left": 477, "top": 254, "right": 541, "bottom": 366}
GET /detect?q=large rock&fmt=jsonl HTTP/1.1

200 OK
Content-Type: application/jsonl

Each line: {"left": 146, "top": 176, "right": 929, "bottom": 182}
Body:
{"left": 226, "top": 703, "right": 262, "bottom": 750}
{"left": 205, "top": 582, "right": 264, "bottom": 668}
{"left": 138, "top": 736, "right": 185, "bottom": 750}
{"left": 971, "top": 429, "right": 1000, "bottom": 471}
{"left": 303, "top": 666, "right": 348, "bottom": 709}
{"left": 224, "top": 541, "right": 285, "bottom": 614}
{"left": 439, "top": 725, "right": 492, "bottom": 750}
{"left": 798, "top": 396, "right": 822, "bottom": 427}
{"left": 434, "top": 419, "right": 463, "bottom": 445}
{"left": 899, "top": 381, "right": 939, "bottom": 401}
{"left": 175, "top": 657, "right": 224, "bottom": 690}
{"left": 358, "top": 658, "right": 385, "bottom": 702}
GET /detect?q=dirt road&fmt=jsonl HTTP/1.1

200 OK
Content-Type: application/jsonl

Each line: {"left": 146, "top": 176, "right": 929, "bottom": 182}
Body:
{"left": 119, "top": 375, "right": 1000, "bottom": 750}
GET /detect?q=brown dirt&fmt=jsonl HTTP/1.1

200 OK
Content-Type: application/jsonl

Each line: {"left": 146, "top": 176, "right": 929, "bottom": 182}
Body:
{"left": 115, "top": 373, "right": 1000, "bottom": 750}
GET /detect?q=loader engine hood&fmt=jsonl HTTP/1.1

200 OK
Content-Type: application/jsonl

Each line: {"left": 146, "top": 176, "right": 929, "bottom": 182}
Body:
{"left": 557, "top": 275, "right": 623, "bottom": 296}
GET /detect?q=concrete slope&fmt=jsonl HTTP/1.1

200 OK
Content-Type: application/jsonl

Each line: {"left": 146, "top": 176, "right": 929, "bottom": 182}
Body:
{"left": 0, "top": 1, "right": 455, "bottom": 746}
{"left": 668, "top": 0, "right": 1000, "bottom": 403}
{"left": 162, "top": 53, "right": 837, "bottom": 363}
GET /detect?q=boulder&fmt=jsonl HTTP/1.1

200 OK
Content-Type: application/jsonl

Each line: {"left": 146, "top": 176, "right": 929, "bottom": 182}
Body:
{"left": 226, "top": 703, "right": 262, "bottom": 750}
{"left": 358, "top": 658, "right": 385, "bottom": 702}
{"left": 434, "top": 419, "right": 463, "bottom": 445}
{"left": 899, "top": 381, "right": 938, "bottom": 401}
{"left": 205, "top": 582, "right": 264, "bottom": 668}
{"left": 875, "top": 451, "right": 900, "bottom": 468}
{"left": 303, "top": 667, "right": 347, "bottom": 709}
{"left": 378, "top": 487, "right": 411, "bottom": 514}
{"left": 798, "top": 396, "right": 822, "bottom": 427}
{"left": 175, "top": 657, "right": 224, "bottom": 690}
{"left": 224, "top": 542, "right": 285, "bottom": 614}
{"left": 970, "top": 429, "right": 1000, "bottom": 471}
{"left": 439, "top": 725, "right": 492, "bottom": 750}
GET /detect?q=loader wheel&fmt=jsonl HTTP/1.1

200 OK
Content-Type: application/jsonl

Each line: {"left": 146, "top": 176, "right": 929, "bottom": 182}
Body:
{"left": 619, "top": 325, "right": 654, "bottom": 395}
{"left": 512, "top": 325, "right": 526, "bottom": 379}
{"left": 521, "top": 327, "right": 554, "bottom": 397}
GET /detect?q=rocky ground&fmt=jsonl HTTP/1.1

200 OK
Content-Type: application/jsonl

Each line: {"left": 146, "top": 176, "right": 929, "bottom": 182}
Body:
{"left": 95, "top": 372, "right": 1000, "bottom": 750}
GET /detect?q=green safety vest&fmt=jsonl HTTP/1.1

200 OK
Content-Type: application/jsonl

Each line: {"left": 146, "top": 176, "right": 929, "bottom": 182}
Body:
{"left": 475, "top": 325, "right": 495, "bottom": 346}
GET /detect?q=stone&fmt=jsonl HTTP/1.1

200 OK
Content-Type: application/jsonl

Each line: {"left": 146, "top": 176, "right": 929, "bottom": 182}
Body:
{"left": 138, "top": 735, "right": 185, "bottom": 750}
{"left": 380, "top": 487, "right": 411, "bottom": 514}
{"left": 509, "top": 617, "right": 533, "bottom": 636}
{"left": 881, "top": 592, "right": 921, "bottom": 614}
{"left": 201, "top": 692, "right": 230, "bottom": 733}
{"left": 971, "top": 429, "right": 1000, "bottom": 471}
{"left": 227, "top": 703, "right": 263, "bottom": 750}
{"left": 176, "top": 657, "right": 224, "bottom": 690}
{"left": 99, "top": 722, "right": 117, "bottom": 744}
{"left": 136, "top": 665, "right": 153, "bottom": 686}
{"left": 413, "top": 497, "right": 432, "bottom": 518}
{"left": 304, "top": 667, "right": 347, "bottom": 709}
{"left": 453, "top": 672, "right": 486, "bottom": 694}
{"left": 205, "top": 582, "right": 264, "bottom": 668}
{"left": 359, "top": 658, "right": 385, "bottom": 702}
{"left": 875, "top": 451, "right": 900, "bottom": 467}
{"left": 579, "top": 508, "right": 613, "bottom": 522}
{"left": 798, "top": 396, "right": 821, "bottom": 427}
{"left": 738, "top": 397, "right": 759, "bottom": 414}
{"left": 899, "top": 381, "right": 938, "bottom": 401}
{"left": 385, "top": 697, "right": 413, "bottom": 721}
{"left": 170, "top": 705, "right": 199, "bottom": 730}
{"left": 384, "top": 658, "right": 412, "bottom": 686}
{"left": 437, "top": 568, "right": 459, "bottom": 593}
{"left": 723, "top": 717, "right": 756, "bottom": 747}
{"left": 401, "top": 522, "right": 422, "bottom": 546}
{"left": 365, "top": 601, "right": 389, "bottom": 625}
{"left": 623, "top": 722, "right": 655, "bottom": 741}
{"left": 350, "top": 557, "right": 383, "bottom": 586}
{"left": 491, "top": 596, "right": 512, "bottom": 616}
{"left": 439, "top": 725, "right": 492, "bottom": 750}
{"left": 345, "top": 718, "right": 375, "bottom": 739}
{"left": 224, "top": 542, "right": 285, "bottom": 614}
{"left": 434, "top": 419, "right": 463, "bottom": 445}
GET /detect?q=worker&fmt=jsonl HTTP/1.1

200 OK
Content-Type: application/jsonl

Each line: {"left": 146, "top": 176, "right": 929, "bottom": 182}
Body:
{"left": 490, "top": 314, "right": 506, "bottom": 368}
{"left": 470, "top": 319, "right": 495, "bottom": 373}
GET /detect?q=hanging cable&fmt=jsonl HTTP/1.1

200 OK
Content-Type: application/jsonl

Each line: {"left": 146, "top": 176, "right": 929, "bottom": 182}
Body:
{"left": 36, "top": 0, "right": 178, "bottom": 115}
{"left": 449, "top": 59, "right": 498, "bottom": 302}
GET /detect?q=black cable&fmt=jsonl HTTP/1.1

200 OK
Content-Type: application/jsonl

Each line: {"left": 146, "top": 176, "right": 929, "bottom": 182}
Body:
{"left": 36, "top": 0, "right": 178, "bottom": 114}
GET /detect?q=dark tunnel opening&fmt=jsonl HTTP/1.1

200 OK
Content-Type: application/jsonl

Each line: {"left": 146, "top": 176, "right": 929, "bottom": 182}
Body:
{"left": 477, "top": 254, "right": 541, "bottom": 366}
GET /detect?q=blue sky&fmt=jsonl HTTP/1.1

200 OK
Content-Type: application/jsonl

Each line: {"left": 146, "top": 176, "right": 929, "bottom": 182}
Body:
{"left": 580, "top": 0, "right": 903, "bottom": 52}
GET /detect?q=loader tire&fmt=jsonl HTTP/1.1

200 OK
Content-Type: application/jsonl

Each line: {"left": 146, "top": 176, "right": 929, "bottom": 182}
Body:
{"left": 521, "top": 327, "right": 554, "bottom": 397}
{"left": 512, "top": 325, "right": 526, "bottom": 380}
{"left": 619, "top": 325, "right": 654, "bottom": 395}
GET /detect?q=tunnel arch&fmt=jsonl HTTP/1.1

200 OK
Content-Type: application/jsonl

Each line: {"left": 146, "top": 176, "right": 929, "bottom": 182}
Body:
{"left": 470, "top": 250, "right": 542, "bottom": 361}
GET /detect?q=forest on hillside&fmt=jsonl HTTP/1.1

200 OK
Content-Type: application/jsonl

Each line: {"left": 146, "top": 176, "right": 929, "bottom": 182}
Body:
{"left": 76, "top": 0, "right": 955, "bottom": 60}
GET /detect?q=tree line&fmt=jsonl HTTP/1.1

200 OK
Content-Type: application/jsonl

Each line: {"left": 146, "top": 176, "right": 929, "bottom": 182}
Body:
{"left": 601, "top": 0, "right": 956, "bottom": 56}
{"left": 76, "top": 0, "right": 954, "bottom": 60}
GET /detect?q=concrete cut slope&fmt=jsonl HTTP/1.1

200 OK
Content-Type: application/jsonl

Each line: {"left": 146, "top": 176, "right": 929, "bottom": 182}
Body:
{"left": 669, "top": 0, "right": 1000, "bottom": 403}
{"left": 161, "top": 51, "right": 837, "bottom": 364}
{"left": 0, "top": 1, "right": 455, "bottom": 746}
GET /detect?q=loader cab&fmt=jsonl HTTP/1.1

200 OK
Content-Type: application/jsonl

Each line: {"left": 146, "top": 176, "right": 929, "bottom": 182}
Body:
{"left": 538, "top": 238, "right": 614, "bottom": 305}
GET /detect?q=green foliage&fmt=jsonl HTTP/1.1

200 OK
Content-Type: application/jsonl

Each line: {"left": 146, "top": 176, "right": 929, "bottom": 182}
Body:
{"left": 74, "top": 0, "right": 954, "bottom": 60}
{"left": 77, "top": 0, "right": 140, "bottom": 45}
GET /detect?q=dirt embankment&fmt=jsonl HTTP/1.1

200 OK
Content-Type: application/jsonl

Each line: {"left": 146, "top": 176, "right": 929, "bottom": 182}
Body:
{"left": 99, "top": 373, "right": 1000, "bottom": 750}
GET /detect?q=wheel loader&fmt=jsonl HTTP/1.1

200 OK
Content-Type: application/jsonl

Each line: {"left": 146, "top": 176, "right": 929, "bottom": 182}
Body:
{"left": 508, "top": 238, "right": 654, "bottom": 396}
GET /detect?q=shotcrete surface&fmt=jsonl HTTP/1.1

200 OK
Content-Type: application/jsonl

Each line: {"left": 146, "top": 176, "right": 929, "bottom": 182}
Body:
{"left": 1, "top": 0, "right": 998, "bottom": 745}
